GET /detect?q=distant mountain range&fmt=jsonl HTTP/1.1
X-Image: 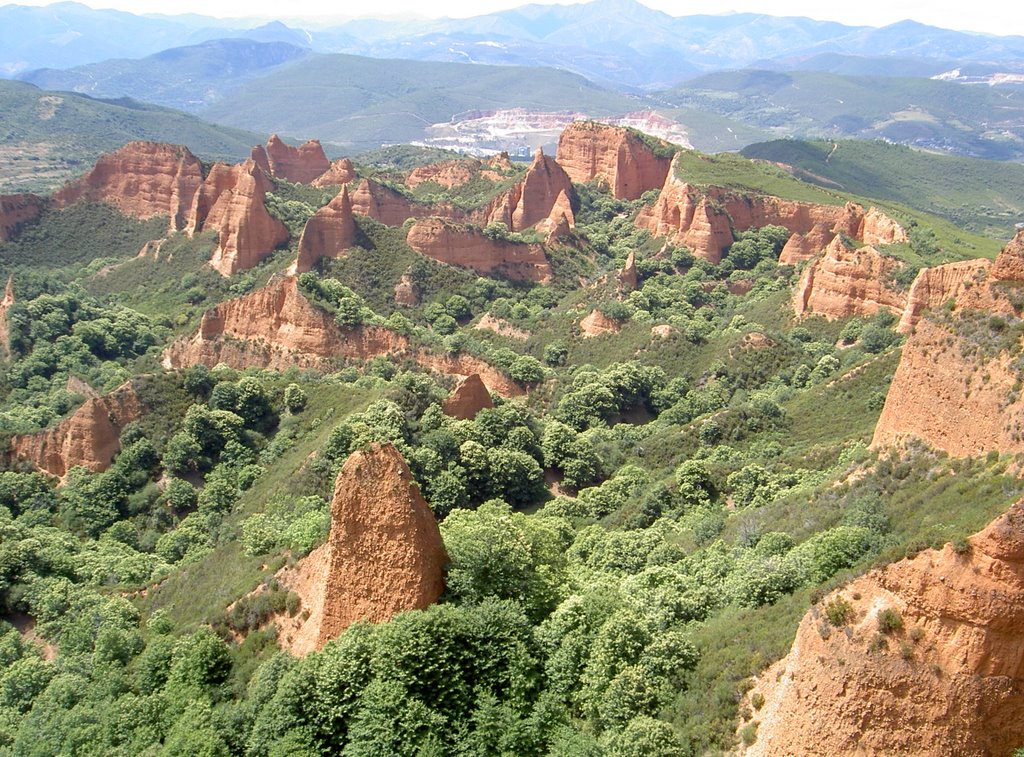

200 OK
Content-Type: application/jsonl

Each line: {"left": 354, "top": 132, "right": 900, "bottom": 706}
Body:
{"left": 4, "top": 0, "right": 1024, "bottom": 90}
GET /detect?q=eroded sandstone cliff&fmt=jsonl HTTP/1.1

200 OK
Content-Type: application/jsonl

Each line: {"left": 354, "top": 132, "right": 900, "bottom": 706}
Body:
{"left": 256, "top": 135, "right": 332, "bottom": 185}
{"left": 276, "top": 443, "right": 446, "bottom": 655}
{"left": 0, "top": 194, "right": 45, "bottom": 242}
{"left": 406, "top": 217, "right": 553, "bottom": 284}
{"left": 742, "top": 502, "right": 1024, "bottom": 756}
{"left": 52, "top": 141, "right": 204, "bottom": 231}
{"left": 9, "top": 381, "right": 142, "bottom": 478}
{"left": 792, "top": 237, "right": 906, "bottom": 320}
{"left": 556, "top": 121, "right": 673, "bottom": 200}
{"left": 442, "top": 373, "right": 494, "bottom": 420}
{"left": 293, "top": 186, "right": 356, "bottom": 273}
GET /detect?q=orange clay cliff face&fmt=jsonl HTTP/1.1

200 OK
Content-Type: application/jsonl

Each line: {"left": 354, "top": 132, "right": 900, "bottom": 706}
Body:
{"left": 52, "top": 141, "right": 205, "bottom": 231}
{"left": 636, "top": 154, "right": 907, "bottom": 264}
{"left": 872, "top": 230, "right": 1024, "bottom": 458}
{"left": 0, "top": 193, "right": 45, "bottom": 242}
{"left": 792, "top": 236, "right": 907, "bottom": 320}
{"left": 162, "top": 276, "right": 524, "bottom": 396}
{"left": 252, "top": 134, "right": 331, "bottom": 185}
{"left": 740, "top": 501, "right": 1024, "bottom": 757}
{"left": 556, "top": 121, "right": 673, "bottom": 200}
{"left": 406, "top": 217, "right": 553, "bottom": 284}
{"left": 293, "top": 185, "right": 356, "bottom": 273}
{"left": 275, "top": 443, "right": 446, "bottom": 656}
{"left": 8, "top": 381, "right": 142, "bottom": 479}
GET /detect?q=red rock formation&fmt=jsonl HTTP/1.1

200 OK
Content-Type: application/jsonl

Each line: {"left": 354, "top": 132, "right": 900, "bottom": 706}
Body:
{"left": 742, "top": 502, "right": 1024, "bottom": 756}
{"left": 536, "top": 188, "right": 575, "bottom": 238}
{"left": 793, "top": 237, "right": 906, "bottom": 320}
{"left": 9, "top": 381, "right": 141, "bottom": 478}
{"left": 52, "top": 141, "right": 204, "bottom": 231}
{"left": 312, "top": 158, "right": 356, "bottom": 188}
{"left": 618, "top": 251, "right": 638, "bottom": 292}
{"left": 163, "top": 276, "right": 407, "bottom": 371}
{"left": 778, "top": 221, "right": 834, "bottom": 265}
{"left": 349, "top": 178, "right": 422, "bottom": 226}
{"left": 556, "top": 121, "right": 673, "bottom": 200}
{"left": 163, "top": 277, "right": 524, "bottom": 397}
{"left": 406, "top": 217, "right": 552, "bottom": 284}
{"left": 990, "top": 228, "right": 1024, "bottom": 282}
{"left": 293, "top": 186, "right": 356, "bottom": 273}
{"left": 192, "top": 160, "right": 289, "bottom": 276}
{"left": 580, "top": 309, "right": 620, "bottom": 337}
{"left": 0, "top": 276, "right": 14, "bottom": 356}
{"left": 442, "top": 373, "right": 493, "bottom": 420}
{"left": 394, "top": 270, "right": 418, "bottom": 306}
{"left": 636, "top": 154, "right": 908, "bottom": 263}
{"left": 0, "top": 194, "right": 45, "bottom": 242}
{"left": 407, "top": 159, "right": 477, "bottom": 189}
{"left": 263, "top": 135, "right": 331, "bottom": 185}
{"left": 277, "top": 443, "right": 446, "bottom": 655}
{"left": 896, "top": 258, "right": 991, "bottom": 333}
{"left": 509, "top": 149, "right": 575, "bottom": 231}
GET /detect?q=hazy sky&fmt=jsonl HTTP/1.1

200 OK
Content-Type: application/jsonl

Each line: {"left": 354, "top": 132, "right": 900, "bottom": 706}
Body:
{"left": 15, "top": 0, "right": 1024, "bottom": 37}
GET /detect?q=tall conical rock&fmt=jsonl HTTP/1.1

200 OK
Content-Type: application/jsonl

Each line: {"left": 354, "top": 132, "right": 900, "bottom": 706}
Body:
{"left": 293, "top": 186, "right": 356, "bottom": 273}
{"left": 192, "top": 160, "right": 289, "bottom": 277}
{"left": 442, "top": 373, "right": 493, "bottom": 420}
{"left": 742, "top": 502, "right": 1024, "bottom": 756}
{"left": 0, "top": 276, "right": 14, "bottom": 356}
{"left": 276, "top": 443, "right": 446, "bottom": 655}
{"left": 313, "top": 158, "right": 356, "bottom": 188}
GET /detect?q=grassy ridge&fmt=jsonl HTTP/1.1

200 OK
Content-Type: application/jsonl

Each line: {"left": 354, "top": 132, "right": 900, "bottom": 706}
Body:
{"left": 741, "top": 138, "right": 1024, "bottom": 238}
{"left": 0, "top": 79, "right": 260, "bottom": 193}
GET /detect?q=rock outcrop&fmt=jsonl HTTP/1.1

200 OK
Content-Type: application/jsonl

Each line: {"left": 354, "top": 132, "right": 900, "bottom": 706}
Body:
{"left": 394, "top": 270, "right": 418, "bottom": 306}
{"left": 52, "top": 141, "right": 204, "bottom": 231}
{"left": 349, "top": 178, "right": 422, "bottom": 226}
{"left": 407, "top": 159, "right": 477, "bottom": 189}
{"left": 990, "top": 227, "right": 1024, "bottom": 282}
{"left": 312, "top": 158, "right": 356, "bottom": 188}
{"left": 0, "top": 276, "right": 14, "bottom": 356}
{"left": 442, "top": 373, "right": 493, "bottom": 420}
{"left": 189, "top": 160, "right": 289, "bottom": 276}
{"left": 0, "top": 194, "right": 45, "bottom": 242}
{"left": 509, "top": 149, "right": 575, "bottom": 232}
{"left": 163, "top": 277, "right": 524, "bottom": 397}
{"left": 742, "top": 502, "right": 1024, "bottom": 756}
{"left": 556, "top": 121, "right": 673, "bottom": 200}
{"left": 257, "top": 135, "right": 331, "bottom": 185}
{"left": 793, "top": 237, "right": 906, "bottom": 320}
{"left": 277, "top": 443, "right": 446, "bottom": 655}
{"left": 163, "top": 276, "right": 408, "bottom": 372}
{"left": 618, "top": 251, "right": 638, "bottom": 292}
{"left": 896, "top": 259, "right": 991, "bottom": 333}
{"left": 636, "top": 154, "right": 907, "bottom": 263}
{"left": 580, "top": 309, "right": 620, "bottom": 337}
{"left": 872, "top": 233, "right": 1024, "bottom": 457}
{"left": 293, "top": 186, "right": 356, "bottom": 273}
{"left": 8, "top": 381, "right": 141, "bottom": 479}
{"left": 474, "top": 313, "right": 530, "bottom": 340}
{"left": 406, "top": 218, "right": 552, "bottom": 284}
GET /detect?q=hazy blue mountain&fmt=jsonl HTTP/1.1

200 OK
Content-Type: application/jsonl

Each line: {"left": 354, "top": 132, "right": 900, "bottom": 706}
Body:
{"left": 20, "top": 39, "right": 313, "bottom": 110}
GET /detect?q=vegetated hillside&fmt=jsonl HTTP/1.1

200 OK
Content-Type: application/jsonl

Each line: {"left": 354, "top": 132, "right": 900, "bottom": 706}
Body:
{"left": 661, "top": 69, "right": 1024, "bottom": 160}
{"left": 741, "top": 138, "right": 1024, "bottom": 237}
{"left": 198, "top": 53, "right": 643, "bottom": 148}
{"left": 19, "top": 39, "right": 314, "bottom": 113}
{"left": 2, "top": 125, "right": 1024, "bottom": 755}
{"left": 0, "top": 80, "right": 260, "bottom": 193}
